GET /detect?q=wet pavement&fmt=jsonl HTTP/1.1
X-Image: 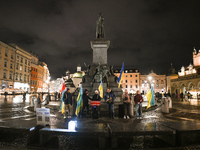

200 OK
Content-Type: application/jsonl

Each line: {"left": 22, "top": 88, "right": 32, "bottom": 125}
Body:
{"left": 1, "top": 95, "right": 200, "bottom": 149}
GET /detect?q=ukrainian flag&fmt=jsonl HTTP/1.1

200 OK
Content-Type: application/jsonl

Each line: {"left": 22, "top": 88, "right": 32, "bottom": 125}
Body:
{"left": 146, "top": 86, "right": 155, "bottom": 109}
{"left": 60, "top": 90, "right": 65, "bottom": 114}
{"left": 99, "top": 80, "right": 103, "bottom": 98}
{"left": 117, "top": 62, "right": 124, "bottom": 88}
{"left": 75, "top": 86, "right": 83, "bottom": 116}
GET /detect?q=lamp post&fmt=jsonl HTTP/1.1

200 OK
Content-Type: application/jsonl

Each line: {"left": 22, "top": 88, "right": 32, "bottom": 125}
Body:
{"left": 47, "top": 76, "right": 51, "bottom": 103}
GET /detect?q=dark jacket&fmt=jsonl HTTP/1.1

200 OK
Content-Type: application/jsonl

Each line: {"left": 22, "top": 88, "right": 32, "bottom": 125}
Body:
{"left": 92, "top": 94, "right": 101, "bottom": 101}
{"left": 104, "top": 90, "right": 116, "bottom": 104}
{"left": 82, "top": 92, "right": 92, "bottom": 104}
{"left": 63, "top": 91, "right": 72, "bottom": 105}
{"left": 134, "top": 94, "right": 143, "bottom": 103}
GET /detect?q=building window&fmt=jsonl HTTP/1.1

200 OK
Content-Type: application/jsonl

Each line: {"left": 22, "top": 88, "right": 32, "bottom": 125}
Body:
{"left": 15, "top": 74, "right": 18, "bottom": 80}
{"left": 28, "top": 61, "right": 30, "bottom": 66}
{"left": 25, "top": 66, "right": 27, "bottom": 72}
{"left": 3, "top": 71, "right": 7, "bottom": 79}
{"left": 20, "top": 75, "right": 22, "bottom": 81}
{"left": 36, "top": 69, "right": 37, "bottom": 72}
{"left": 9, "top": 73, "right": 12, "bottom": 80}
{"left": 25, "top": 59, "right": 27, "bottom": 64}
{"left": 17, "top": 56, "right": 19, "bottom": 62}
{"left": 10, "top": 63, "right": 13, "bottom": 69}
{"left": 20, "top": 65, "right": 23, "bottom": 71}
{"left": 21, "top": 58, "right": 23, "bottom": 63}
{"left": 4, "top": 61, "right": 7, "bottom": 67}
{"left": 33, "top": 74, "right": 35, "bottom": 78}
{"left": 16, "top": 64, "right": 19, "bottom": 70}
{"left": 136, "top": 85, "right": 138, "bottom": 88}
{"left": 125, "top": 75, "right": 127, "bottom": 77}
{"left": 5, "top": 51, "right": 8, "bottom": 57}
{"left": 136, "top": 80, "right": 138, "bottom": 83}
{"left": 125, "top": 80, "right": 127, "bottom": 83}
{"left": 27, "top": 76, "right": 29, "bottom": 82}
{"left": 130, "top": 85, "right": 132, "bottom": 88}
{"left": 11, "top": 54, "right": 14, "bottom": 59}
{"left": 126, "top": 85, "right": 128, "bottom": 88}
{"left": 34, "top": 68, "right": 35, "bottom": 72}
{"left": 36, "top": 75, "right": 37, "bottom": 78}
{"left": 130, "top": 80, "right": 132, "bottom": 83}
{"left": 130, "top": 75, "right": 132, "bottom": 77}
{"left": 24, "top": 76, "right": 26, "bottom": 82}
{"left": 135, "top": 75, "right": 137, "bottom": 77}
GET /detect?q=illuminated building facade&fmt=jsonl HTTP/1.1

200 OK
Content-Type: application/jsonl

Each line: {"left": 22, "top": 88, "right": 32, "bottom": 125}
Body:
{"left": 10, "top": 44, "right": 32, "bottom": 92}
{"left": 30, "top": 54, "right": 38, "bottom": 92}
{"left": 114, "top": 69, "right": 140, "bottom": 94}
{"left": 140, "top": 71, "right": 166, "bottom": 94}
{"left": 171, "top": 48, "right": 200, "bottom": 96}
{"left": 0, "top": 41, "right": 16, "bottom": 90}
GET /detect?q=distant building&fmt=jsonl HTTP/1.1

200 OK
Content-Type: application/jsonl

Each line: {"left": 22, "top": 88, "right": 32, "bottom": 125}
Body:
{"left": 10, "top": 44, "right": 32, "bottom": 92}
{"left": 0, "top": 41, "right": 16, "bottom": 90}
{"left": 140, "top": 71, "right": 166, "bottom": 94}
{"left": 114, "top": 69, "right": 140, "bottom": 94}
{"left": 30, "top": 54, "right": 39, "bottom": 92}
{"left": 71, "top": 65, "right": 85, "bottom": 88}
{"left": 171, "top": 48, "right": 200, "bottom": 97}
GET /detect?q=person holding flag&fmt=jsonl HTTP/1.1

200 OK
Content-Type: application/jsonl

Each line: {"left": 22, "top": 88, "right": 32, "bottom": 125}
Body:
{"left": 134, "top": 90, "right": 143, "bottom": 119}
{"left": 117, "top": 62, "right": 124, "bottom": 88}
{"left": 81, "top": 89, "right": 92, "bottom": 116}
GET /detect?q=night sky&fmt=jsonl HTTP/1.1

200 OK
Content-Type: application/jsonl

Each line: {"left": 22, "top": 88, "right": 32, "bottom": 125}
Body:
{"left": 1, "top": 0, "right": 200, "bottom": 79}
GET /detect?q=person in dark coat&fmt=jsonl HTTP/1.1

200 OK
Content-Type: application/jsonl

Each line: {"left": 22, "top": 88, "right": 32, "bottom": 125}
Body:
{"left": 104, "top": 88, "right": 116, "bottom": 119}
{"left": 63, "top": 88, "right": 72, "bottom": 118}
{"left": 92, "top": 90, "right": 101, "bottom": 101}
{"left": 82, "top": 89, "right": 92, "bottom": 115}
{"left": 134, "top": 90, "right": 143, "bottom": 119}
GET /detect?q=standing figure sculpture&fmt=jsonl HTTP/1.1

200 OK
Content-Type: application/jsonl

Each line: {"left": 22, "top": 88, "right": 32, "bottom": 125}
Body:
{"left": 96, "top": 12, "right": 106, "bottom": 39}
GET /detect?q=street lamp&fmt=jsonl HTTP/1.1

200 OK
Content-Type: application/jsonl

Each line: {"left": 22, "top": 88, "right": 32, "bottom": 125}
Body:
{"left": 47, "top": 76, "right": 51, "bottom": 102}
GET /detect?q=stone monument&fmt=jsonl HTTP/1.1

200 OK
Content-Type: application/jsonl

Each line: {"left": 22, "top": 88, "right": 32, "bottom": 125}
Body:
{"left": 82, "top": 13, "right": 122, "bottom": 104}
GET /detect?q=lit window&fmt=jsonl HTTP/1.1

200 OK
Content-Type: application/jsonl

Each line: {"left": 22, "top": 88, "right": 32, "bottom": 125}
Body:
{"left": 20, "top": 65, "right": 23, "bottom": 71}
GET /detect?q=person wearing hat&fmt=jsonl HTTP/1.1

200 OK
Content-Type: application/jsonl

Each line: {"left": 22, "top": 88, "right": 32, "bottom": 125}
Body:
{"left": 92, "top": 90, "right": 101, "bottom": 101}
{"left": 63, "top": 87, "right": 72, "bottom": 118}
{"left": 82, "top": 89, "right": 92, "bottom": 116}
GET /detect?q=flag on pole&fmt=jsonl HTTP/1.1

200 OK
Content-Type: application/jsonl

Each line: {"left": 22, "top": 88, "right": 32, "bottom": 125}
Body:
{"left": 146, "top": 86, "right": 155, "bottom": 109}
{"left": 60, "top": 90, "right": 66, "bottom": 114}
{"left": 98, "top": 80, "right": 103, "bottom": 98}
{"left": 60, "top": 81, "right": 66, "bottom": 113}
{"left": 117, "top": 62, "right": 124, "bottom": 88}
{"left": 75, "top": 86, "right": 83, "bottom": 116}
{"left": 60, "top": 82, "right": 65, "bottom": 92}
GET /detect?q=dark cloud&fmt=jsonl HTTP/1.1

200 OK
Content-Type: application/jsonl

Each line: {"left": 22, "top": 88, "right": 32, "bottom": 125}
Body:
{"left": 0, "top": 0, "right": 200, "bottom": 79}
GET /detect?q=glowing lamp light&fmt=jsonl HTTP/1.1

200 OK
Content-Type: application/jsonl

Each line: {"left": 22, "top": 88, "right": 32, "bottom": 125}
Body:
{"left": 68, "top": 121, "right": 77, "bottom": 130}
{"left": 148, "top": 76, "right": 152, "bottom": 81}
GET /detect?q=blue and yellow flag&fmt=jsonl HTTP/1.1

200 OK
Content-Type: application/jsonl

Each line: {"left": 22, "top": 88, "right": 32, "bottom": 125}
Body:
{"left": 117, "top": 62, "right": 124, "bottom": 88}
{"left": 60, "top": 90, "right": 65, "bottom": 114}
{"left": 75, "top": 86, "right": 83, "bottom": 116}
{"left": 146, "top": 86, "right": 155, "bottom": 109}
{"left": 99, "top": 80, "right": 103, "bottom": 98}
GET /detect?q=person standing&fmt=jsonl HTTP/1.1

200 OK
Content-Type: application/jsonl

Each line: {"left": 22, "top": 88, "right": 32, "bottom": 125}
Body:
{"left": 63, "top": 88, "right": 72, "bottom": 118}
{"left": 122, "top": 89, "right": 130, "bottom": 119}
{"left": 104, "top": 88, "right": 116, "bottom": 119}
{"left": 134, "top": 90, "right": 143, "bottom": 119}
{"left": 92, "top": 90, "right": 101, "bottom": 101}
{"left": 82, "top": 89, "right": 92, "bottom": 115}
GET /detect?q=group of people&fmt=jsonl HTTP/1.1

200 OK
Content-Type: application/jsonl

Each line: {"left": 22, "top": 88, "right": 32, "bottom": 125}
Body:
{"left": 61, "top": 86, "right": 143, "bottom": 119}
